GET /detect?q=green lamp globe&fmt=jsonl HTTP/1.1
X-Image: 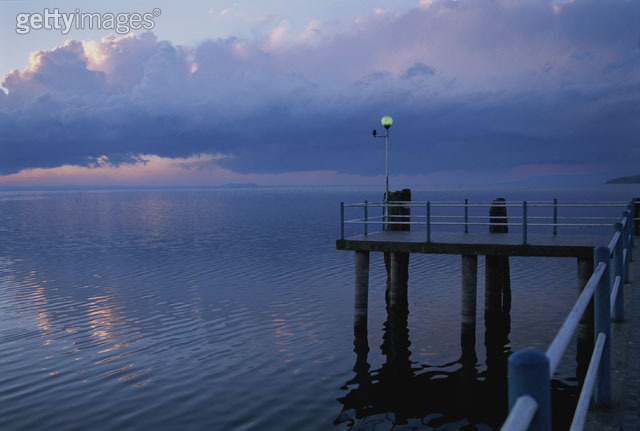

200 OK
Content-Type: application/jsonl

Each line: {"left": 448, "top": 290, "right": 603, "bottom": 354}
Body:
{"left": 381, "top": 115, "right": 393, "bottom": 129}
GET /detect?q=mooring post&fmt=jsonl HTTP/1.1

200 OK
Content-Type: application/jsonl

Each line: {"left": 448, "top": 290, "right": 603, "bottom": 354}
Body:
{"left": 508, "top": 350, "right": 551, "bottom": 431}
{"left": 464, "top": 198, "right": 469, "bottom": 233}
{"left": 593, "top": 246, "right": 611, "bottom": 407}
{"left": 576, "top": 257, "right": 595, "bottom": 383}
{"left": 354, "top": 251, "right": 370, "bottom": 329}
{"left": 461, "top": 255, "right": 478, "bottom": 342}
{"left": 613, "top": 222, "right": 624, "bottom": 322}
{"left": 552, "top": 198, "right": 558, "bottom": 236}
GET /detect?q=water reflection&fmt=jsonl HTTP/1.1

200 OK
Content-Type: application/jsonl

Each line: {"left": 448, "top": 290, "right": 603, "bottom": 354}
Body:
{"left": 336, "top": 295, "right": 512, "bottom": 430}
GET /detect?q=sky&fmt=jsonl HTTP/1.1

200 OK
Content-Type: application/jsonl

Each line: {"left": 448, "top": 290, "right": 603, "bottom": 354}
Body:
{"left": 0, "top": 0, "right": 638, "bottom": 187}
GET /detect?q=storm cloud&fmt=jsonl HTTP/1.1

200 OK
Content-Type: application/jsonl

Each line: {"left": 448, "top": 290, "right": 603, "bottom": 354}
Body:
{"left": 1, "top": 0, "right": 639, "bottom": 183}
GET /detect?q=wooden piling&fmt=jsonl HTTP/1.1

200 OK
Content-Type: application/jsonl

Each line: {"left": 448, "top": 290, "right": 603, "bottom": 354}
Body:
{"left": 460, "top": 254, "right": 478, "bottom": 405}
{"left": 354, "top": 251, "right": 370, "bottom": 329}
{"left": 389, "top": 252, "right": 404, "bottom": 309}
{"left": 461, "top": 255, "right": 478, "bottom": 341}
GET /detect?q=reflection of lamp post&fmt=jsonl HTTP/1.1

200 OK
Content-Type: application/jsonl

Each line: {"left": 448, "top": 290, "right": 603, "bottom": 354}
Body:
{"left": 372, "top": 115, "right": 393, "bottom": 201}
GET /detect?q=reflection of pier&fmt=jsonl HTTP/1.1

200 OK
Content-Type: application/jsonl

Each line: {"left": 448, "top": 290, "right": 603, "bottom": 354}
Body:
{"left": 336, "top": 193, "right": 637, "bottom": 428}
{"left": 336, "top": 290, "right": 519, "bottom": 429}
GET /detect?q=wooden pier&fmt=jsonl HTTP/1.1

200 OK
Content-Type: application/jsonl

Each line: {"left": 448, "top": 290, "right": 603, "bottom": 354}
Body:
{"left": 336, "top": 193, "right": 639, "bottom": 431}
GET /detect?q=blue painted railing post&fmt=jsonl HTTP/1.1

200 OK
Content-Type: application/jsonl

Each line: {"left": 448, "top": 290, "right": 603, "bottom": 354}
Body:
{"left": 464, "top": 198, "right": 469, "bottom": 233}
{"left": 363, "top": 200, "right": 368, "bottom": 236}
{"left": 340, "top": 202, "right": 344, "bottom": 240}
{"left": 553, "top": 198, "right": 558, "bottom": 236}
{"left": 508, "top": 350, "right": 551, "bottom": 431}
{"left": 594, "top": 246, "right": 612, "bottom": 407}
{"left": 522, "top": 201, "right": 528, "bottom": 245}
{"left": 613, "top": 222, "right": 624, "bottom": 321}
{"left": 426, "top": 201, "right": 431, "bottom": 243}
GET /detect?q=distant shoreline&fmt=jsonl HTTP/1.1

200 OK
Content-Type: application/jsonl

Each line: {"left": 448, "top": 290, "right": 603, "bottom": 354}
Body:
{"left": 606, "top": 175, "right": 640, "bottom": 184}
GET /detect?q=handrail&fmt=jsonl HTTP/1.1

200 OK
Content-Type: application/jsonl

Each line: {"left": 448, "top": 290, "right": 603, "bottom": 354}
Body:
{"left": 340, "top": 199, "right": 631, "bottom": 242}
{"left": 545, "top": 262, "right": 606, "bottom": 375}
{"left": 608, "top": 231, "right": 621, "bottom": 254}
{"left": 569, "top": 333, "right": 607, "bottom": 431}
{"left": 501, "top": 396, "right": 538, "bottom": 431}
{"left": 610, "top": 276, "right": 622, "bottom": 318}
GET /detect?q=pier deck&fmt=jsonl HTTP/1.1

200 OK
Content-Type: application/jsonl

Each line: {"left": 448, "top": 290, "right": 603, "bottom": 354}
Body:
{"left": 337, "top": 230, "right": 613, "bottom": 258}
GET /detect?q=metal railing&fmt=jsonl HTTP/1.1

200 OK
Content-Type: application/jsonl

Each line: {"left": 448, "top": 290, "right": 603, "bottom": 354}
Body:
{"left": 339, "top": 199, "right": 636, "bottom": 245}
{"left": 500, "top": 201, "right": 636, "bottom": 431}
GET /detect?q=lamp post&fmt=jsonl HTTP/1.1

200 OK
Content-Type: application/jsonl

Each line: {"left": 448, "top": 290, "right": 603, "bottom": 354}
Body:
{"left": 373, "top": 115, "right": 393, "bottom": 201}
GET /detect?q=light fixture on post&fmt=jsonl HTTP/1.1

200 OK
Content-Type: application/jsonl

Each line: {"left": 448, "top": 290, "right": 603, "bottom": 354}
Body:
{"left": 372, "top": 115, "right": 393, "bottom": 202}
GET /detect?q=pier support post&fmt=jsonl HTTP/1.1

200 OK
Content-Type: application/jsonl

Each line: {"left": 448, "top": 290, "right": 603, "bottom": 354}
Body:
{"left": 354, "top": 251, "right": 370, "bottom": 329}
{"left": 461, "top": 255, "right": 478, "bottom": 344}
{"left": 389, "top": 252, "right": 405, "bottom": 309}
{"left": 461, "top": 254, "right": 478, "bottom": 399}
{"left": 576, "top": 257, "right": 594, "bottom": 383}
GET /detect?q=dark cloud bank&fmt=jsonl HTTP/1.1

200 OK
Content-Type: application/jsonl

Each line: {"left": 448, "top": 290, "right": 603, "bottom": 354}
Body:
{"left": 0, "top": 0, "right": 639, "bottom": 183}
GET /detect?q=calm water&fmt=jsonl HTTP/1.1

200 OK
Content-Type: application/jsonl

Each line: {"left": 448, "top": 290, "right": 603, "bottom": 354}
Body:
{"left": 0, "top": 185, "right": 638, "bottom": 430}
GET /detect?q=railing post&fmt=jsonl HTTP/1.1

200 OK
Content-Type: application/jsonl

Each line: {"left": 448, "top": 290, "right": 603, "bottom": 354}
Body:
{"left": 464, "top": 198, "right": 469, "bottom": 234}
{"left": 508, "top": 350, "right": 551, "bottom": 431}
{"left": 553, "top": 198, "right": 558, "bottom": 236}
{"left": 522, "top": 201, "right": 528, "bottom": 245}
{"left": 363, "top": 200, "right": 368, "bottom": 236}
{"left": 593, "top": 246, "right": 611, "bottom": 407}
{"left": 613, "top": 222, "right": 624, "bottom": 321}
{"left": 340, "top": 202, "right": 344, "bottom": 240}
{"left": 426, "top": 201, "right": 431, "bottom": 243}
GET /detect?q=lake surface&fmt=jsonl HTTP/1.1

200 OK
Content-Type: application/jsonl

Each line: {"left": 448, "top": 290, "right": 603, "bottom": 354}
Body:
{"left": 0, "top": 185, "right": 638, "bottom": 430}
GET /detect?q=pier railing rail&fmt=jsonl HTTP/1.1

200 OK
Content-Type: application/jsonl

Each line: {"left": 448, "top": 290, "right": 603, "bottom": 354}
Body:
{"left": 339, "top": 199, "right": 636, "bottom": 244}
{"left": 339, "top": 198, "right": 639, "bottom": 431}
